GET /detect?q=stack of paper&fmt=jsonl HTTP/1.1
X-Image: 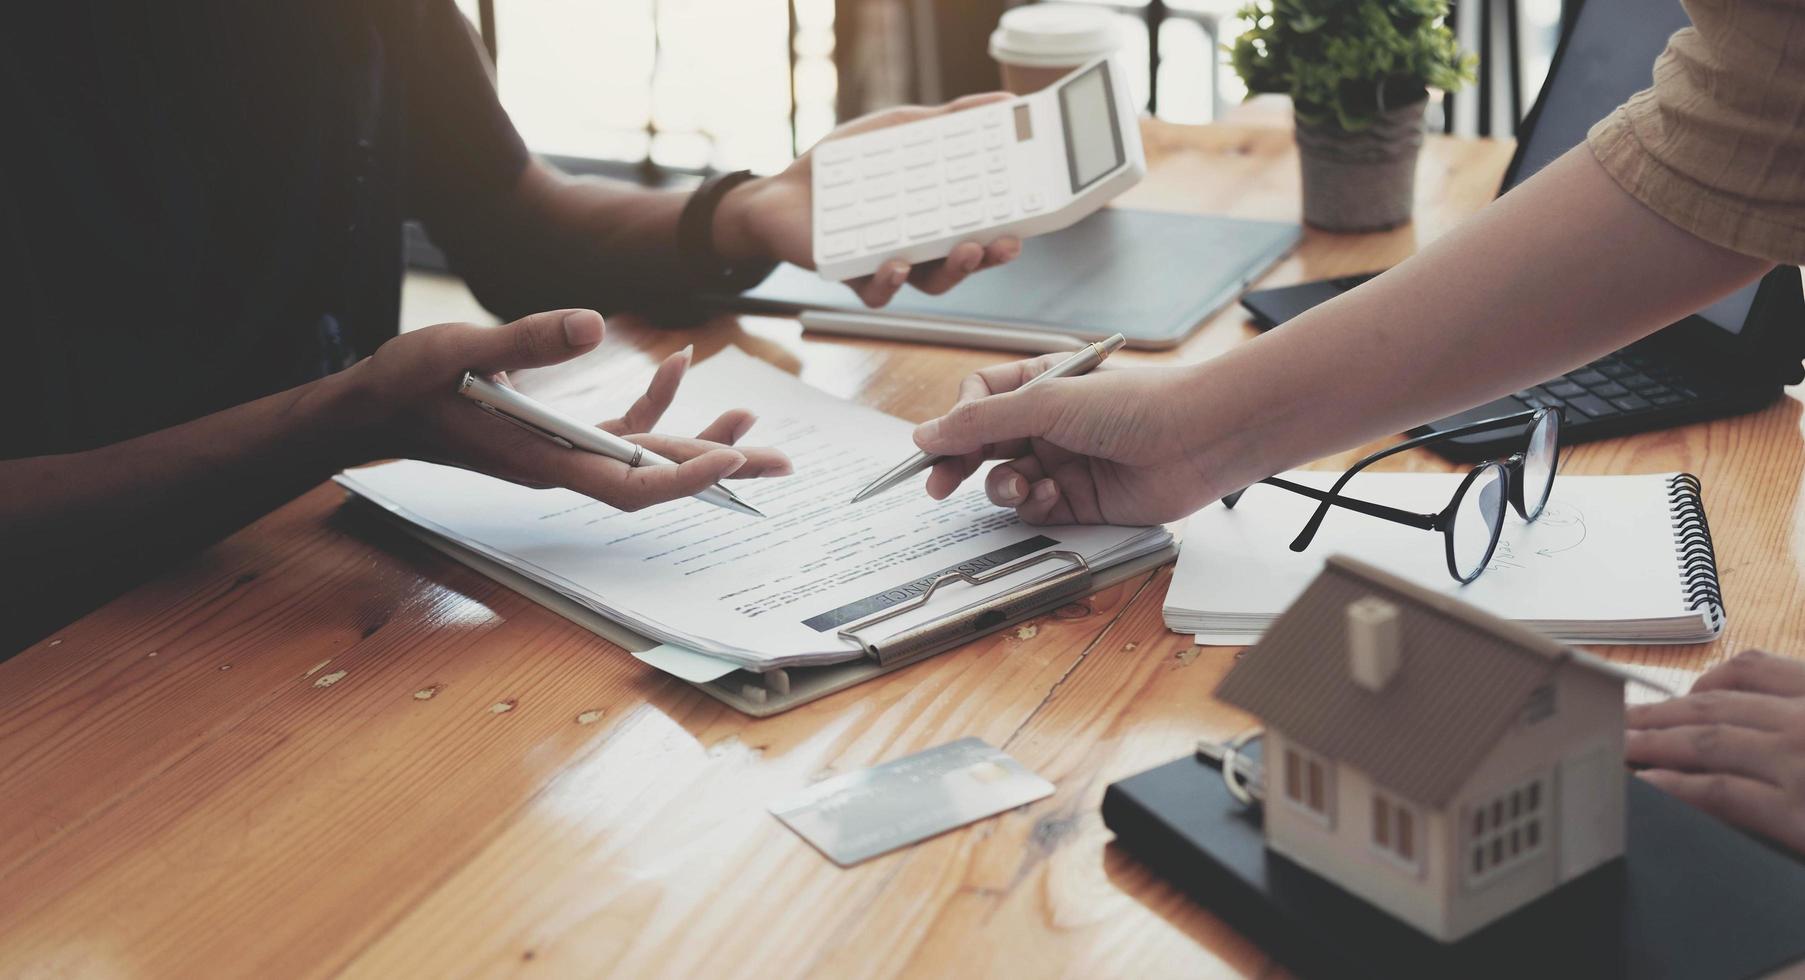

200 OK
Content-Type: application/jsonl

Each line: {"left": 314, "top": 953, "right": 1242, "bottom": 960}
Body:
{"left": 1164, "top": 470, "right": 1725, "bottom": 645}
{"left": 338, "top": 348, "right": 1171, "bottom": 671}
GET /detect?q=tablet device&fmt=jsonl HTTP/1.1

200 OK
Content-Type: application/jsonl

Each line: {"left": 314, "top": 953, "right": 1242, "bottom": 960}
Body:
{"left": 740, "top": 208, "right": 1302, "bottom": 351}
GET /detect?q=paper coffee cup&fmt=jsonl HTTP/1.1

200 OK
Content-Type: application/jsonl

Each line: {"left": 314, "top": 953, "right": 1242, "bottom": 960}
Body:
{"left": 989, "top": 3, "right": 1125, "bottom": 94}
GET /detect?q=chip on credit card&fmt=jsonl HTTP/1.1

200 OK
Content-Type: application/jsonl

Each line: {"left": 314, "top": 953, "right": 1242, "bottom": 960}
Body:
{"left": 769, "top": 737, "right": 1056, "bottom": 867}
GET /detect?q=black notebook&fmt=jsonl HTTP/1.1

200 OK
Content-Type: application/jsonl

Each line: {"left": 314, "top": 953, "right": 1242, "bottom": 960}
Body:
{"left": 728, "top": 208, "right": 1301, "bottom": 350}
{"left": 1102, "top": 752, "right": 1805, "bottom": 979}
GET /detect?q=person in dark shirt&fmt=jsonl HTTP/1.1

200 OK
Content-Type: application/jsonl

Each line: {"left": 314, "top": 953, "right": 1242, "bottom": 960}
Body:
{"left": 0, "top": 1, "right": 1018, "bottom": 649}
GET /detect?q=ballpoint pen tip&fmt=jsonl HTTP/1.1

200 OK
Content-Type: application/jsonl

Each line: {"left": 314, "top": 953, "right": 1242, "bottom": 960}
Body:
{"left": 715, "top": 485, "right": 766, "bottom": 518}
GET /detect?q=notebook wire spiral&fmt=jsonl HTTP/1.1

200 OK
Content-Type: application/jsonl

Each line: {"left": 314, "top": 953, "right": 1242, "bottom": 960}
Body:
{"left": 1668, "top": 473, "right": 1726, "bottom": 633}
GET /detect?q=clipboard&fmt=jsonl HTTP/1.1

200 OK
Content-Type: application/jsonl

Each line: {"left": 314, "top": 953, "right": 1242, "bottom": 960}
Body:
{"left": 364, "top": 502, "right": 1175, "bottom": 716}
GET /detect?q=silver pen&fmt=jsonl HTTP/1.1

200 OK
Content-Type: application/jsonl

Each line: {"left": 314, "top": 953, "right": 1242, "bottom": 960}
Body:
{"left": 850, "top": 333, "right": 1127, "bottom": 504}
{"left": 458, "top": 372, "right": 765, "bottom": 518}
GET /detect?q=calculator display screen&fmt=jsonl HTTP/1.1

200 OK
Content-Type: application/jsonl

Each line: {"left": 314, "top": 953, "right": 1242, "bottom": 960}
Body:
{"left": 1057, "top": 63, "right": 1123, "bottom": 193}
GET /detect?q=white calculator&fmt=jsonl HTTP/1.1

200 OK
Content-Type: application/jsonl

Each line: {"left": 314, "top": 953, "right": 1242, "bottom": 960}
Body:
{"left": 811, "top": 56, "right": 1146, "bottom": 282}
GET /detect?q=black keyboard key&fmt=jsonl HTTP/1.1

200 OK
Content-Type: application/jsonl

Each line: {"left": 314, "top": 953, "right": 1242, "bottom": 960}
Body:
{"left": 1570, "top": 369, "right": 1608, "bottom": 386}
{"left": 1611, "top": 394, "right": 1652, "bottom": 412}
{"left": 1598, "top": 361, "right": 1634, "bottom": 378}
{"left": 1622, "top": 372, "right": 1662, "bottom": 392}
{"left": 1591, "top": 381, "right": 1629, "bottom": 398}
{"left": 1661, "top": 373, "right": 1713, "bottom": 395}
{"left": 1651, "top": 392, "right": 1686, "bottom": 406}
{"left": 1515, "top": 387, "right": 1561, "bottom": 408}
{"left": 1568, "top": 394, "right": 1620, "bottom": 418}
{"left": 1546, "top": 380, "right": 1586, "bottom": 398}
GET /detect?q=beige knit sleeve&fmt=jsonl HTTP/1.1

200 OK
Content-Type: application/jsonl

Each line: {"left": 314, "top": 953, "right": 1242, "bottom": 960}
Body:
{"left": 1585, "top": 0, "right": 1805, "bottom": 265}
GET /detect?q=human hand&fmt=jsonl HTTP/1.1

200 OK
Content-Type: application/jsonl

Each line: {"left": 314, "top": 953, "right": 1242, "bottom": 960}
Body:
{"left": 909, "top": 354, "right": 1220, "bottom": 526}
{"left": 343, "top": 309, "right": 791, "bottom": 512}
{"left": 714, "top": 93, "right": 1023, "bottom": 308}
{"left": 1626, "top": 649, "right": 1805, "bottom": 855}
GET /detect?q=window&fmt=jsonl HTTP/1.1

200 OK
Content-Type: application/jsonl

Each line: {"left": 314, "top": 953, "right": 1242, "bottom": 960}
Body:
{"left": 1522, "top": 683, "right": 1556, "bottom": 724}
{"left": 1466, "top": 776, "right": 1548, "bottom": 885}
{"left": 451, "top": 0, "right": 1570, "bottom": 180}
{"left": 1282, "top": 745, "right": 1333, "bottom": 824}
{"left": 1371, "top": 792, "right": 1420, "bottom": 870}
{"left": 1060, "top": 0, "right": 1568, "bottom": 135}
{"left": 453, "top": 0, "right": 837, "bottom": 175}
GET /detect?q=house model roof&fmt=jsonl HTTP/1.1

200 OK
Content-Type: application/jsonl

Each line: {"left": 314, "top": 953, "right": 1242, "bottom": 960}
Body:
{"left": 1214, "top": 555, "right": 1628, "bottom": 808}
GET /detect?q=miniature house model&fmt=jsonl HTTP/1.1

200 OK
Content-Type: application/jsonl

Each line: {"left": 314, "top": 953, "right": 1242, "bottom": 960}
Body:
{"left": 1214, "top": 555, "right": 1629, "bottom": 943}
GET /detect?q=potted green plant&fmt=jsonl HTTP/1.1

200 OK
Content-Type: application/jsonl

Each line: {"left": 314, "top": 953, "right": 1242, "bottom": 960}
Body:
{"left": 1230, "top": 0, "right": 1475, "bottom": 231}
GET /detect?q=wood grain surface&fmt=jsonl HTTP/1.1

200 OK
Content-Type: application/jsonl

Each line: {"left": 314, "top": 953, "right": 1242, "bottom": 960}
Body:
{"left": 2, "top": 117, "right": 1799, "bottom": 979}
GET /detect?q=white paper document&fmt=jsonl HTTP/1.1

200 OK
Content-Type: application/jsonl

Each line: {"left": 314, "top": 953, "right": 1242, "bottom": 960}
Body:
{"left": 1165, "top": 470, "right": 1723, "bottom": 646}
{"left": 338, "top": 348, "right": 1170, "bottom": 670}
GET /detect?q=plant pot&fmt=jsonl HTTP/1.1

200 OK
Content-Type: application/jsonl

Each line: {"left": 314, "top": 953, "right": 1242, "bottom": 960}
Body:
{"left": 1294, "top": 99, "right": 1427, "bottom": 232}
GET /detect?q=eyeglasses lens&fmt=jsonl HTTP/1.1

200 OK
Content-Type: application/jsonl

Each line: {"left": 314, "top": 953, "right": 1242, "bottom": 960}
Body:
{"left": 1452, "top": 466, "right": 1507, "bottom": 580}
{"left": 1521, "top": 412, "right": 1560, "bottom": 520}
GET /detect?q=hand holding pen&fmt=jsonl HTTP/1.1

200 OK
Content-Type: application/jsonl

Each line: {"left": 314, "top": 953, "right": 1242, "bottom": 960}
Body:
{"left": 344, "top": 308, "right": 790, "bottom": 515}
{"left": 458, "top": 370, "right": 772, "bottom": 517}
{"left": 853, "top": 335, "right": 1124, "bottom": 505}
{"left": 903, "top": 335, "right": 1221, "bottom": 526}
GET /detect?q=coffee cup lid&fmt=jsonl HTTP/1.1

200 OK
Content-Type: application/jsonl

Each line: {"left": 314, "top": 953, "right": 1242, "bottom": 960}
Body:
{"left": 989, "top": 4, "right": 1123, "bottom": 68}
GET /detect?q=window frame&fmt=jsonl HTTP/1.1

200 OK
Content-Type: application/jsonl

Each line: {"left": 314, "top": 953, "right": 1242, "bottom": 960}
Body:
{"left": 1522, "top": 682, "right": 1557, "bottom": 724}
{"left": 1464, "top": 773, "right": 1550, "bottom": 888}
{"left": 464, "top": 0, "right": 1243, "bottom": 184}
{"left": 467, "top": 0, "right": 805, "bottom": 184}
{"left": 1281, "top": 744, "right": 1335, "bottom": 827}
{"left": 1369, "top": 790, "right": 1423, "bottom": 874}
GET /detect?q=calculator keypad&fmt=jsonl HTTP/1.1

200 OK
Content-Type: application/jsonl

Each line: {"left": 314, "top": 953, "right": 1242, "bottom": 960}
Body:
{"left": 815, "top": 106, "right": 1024, "bottom": 262}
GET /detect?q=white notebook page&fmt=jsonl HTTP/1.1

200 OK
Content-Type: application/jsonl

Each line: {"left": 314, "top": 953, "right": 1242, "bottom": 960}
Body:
{"left": 1167, "top": 470, "right": 1706, "bottom": 643}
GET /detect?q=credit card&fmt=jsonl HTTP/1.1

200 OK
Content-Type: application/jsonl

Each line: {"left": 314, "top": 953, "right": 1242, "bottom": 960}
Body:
{"left": 769, "top": 737, "right": 1055, "bottom": 867}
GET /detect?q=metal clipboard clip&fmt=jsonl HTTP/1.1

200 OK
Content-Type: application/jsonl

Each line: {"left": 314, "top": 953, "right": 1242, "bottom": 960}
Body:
{"left": 835, "top": 550, "right": 1093, "bottom": 667}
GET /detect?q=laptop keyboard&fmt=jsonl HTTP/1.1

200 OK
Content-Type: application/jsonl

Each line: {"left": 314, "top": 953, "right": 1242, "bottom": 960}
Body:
{"left": 1317, "top": 270, "right": 1739, "bottom": 428}
{"left": 1510, "top": 350, "right": 1731, "bottom": 420}
{"left": 1322, "top": 272, "right": 1731, "bottom": 424}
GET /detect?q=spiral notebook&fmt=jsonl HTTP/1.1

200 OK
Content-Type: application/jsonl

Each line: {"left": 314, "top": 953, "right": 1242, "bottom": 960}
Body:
{"left": 1165, "top": 472, "right": 1725, "bottom": 645}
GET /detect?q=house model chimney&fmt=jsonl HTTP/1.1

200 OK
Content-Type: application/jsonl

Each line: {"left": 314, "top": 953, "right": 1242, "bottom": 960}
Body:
{"left": 1346, "top": 596, "right": 1402, "bottom": 692}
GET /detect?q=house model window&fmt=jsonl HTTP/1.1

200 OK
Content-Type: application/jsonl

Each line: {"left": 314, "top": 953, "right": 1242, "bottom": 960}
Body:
{"left": 1372, "top": 792, "right": 1419, "bottom": 869}
{"left": 1282, "top": 745, "right": 1332, "bottom": 822}
{"left": 1467, "top": 777, "right": 1548, "bottom": 885}
{"left": 1522, "top": 683, "right": 1557, "bottom": 724}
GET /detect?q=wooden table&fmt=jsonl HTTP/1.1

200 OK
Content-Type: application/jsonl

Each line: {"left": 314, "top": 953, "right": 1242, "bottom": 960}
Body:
{"left": 3, "top": 120, "right": 1800, "bottom": 978}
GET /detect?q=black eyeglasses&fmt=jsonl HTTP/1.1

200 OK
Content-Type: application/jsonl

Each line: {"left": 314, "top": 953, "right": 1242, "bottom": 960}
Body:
{"left": 1222, "top": 408, "right": 1563, "bottom": 584}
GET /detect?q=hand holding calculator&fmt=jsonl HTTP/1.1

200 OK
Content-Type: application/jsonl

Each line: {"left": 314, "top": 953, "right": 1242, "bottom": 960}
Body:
{"left": 811, "top": 56, "right": 1145, "bottom": 283}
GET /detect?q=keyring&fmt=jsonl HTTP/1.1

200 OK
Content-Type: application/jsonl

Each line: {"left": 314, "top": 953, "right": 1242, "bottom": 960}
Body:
{"left": 1220, "top": 728, "right": 1264, "bottom": 808}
